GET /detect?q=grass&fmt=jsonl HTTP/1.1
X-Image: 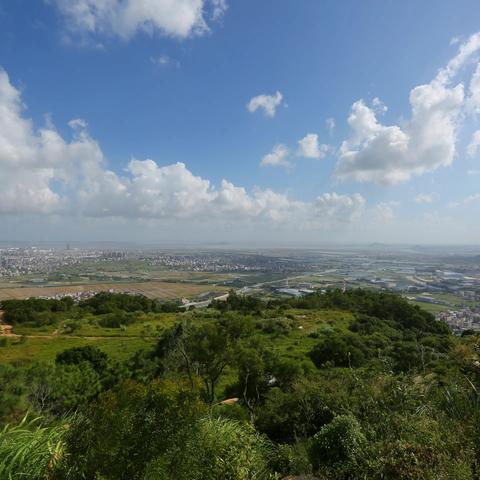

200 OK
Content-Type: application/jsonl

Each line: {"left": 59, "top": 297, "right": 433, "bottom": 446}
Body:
{"left": 0, "top": 312, "right": 181, "bottom": 364}
{"left": 0, "top": 336, "right": 154, "bottom": 364}
{"left": 0, "top": 415, "right": 66, "bottom": 479}
{"left": 265, "top": 310, "right": 354, "bottom": 362}
{"left": 409, "top": 301, "right": 451, "bottom": 314}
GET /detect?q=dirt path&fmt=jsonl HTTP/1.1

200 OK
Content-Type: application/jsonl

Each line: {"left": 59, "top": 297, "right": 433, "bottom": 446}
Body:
{"left": 0, "top": 310, "right": 18, "bottom": 337}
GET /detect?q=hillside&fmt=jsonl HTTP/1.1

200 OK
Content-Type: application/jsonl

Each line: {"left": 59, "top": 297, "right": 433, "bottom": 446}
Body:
{"left": 1, "top": 289, "right": 479, "bottom": 479}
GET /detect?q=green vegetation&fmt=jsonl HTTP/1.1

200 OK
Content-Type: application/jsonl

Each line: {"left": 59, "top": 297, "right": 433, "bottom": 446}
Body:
{"left": 1, "top": 289, "right": 480, "bottom": 479}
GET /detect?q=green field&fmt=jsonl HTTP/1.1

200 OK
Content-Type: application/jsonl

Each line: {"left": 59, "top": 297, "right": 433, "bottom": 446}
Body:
{"left": 0, "top": 335, "right": 155, "bottom": 363}
{"left": 0, "top": 311, "right": 181, "bottom": 364}
{"left": 0, "top": 306, "right": 354, "bottom": 366}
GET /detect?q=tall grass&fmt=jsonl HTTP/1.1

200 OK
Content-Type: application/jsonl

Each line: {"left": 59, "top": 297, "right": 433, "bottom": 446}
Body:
{"left": 0, "top": 415, "right": 66, "bottom": 479}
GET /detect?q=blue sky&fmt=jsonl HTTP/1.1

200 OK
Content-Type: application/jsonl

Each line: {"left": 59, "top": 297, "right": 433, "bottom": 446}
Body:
{"left": 0, "top": 0, "right": 479, "bottom": 244}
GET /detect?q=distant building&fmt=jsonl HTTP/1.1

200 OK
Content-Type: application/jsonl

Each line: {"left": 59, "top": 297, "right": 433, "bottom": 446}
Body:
{"left": 277, "top": 288, "right": 303, "bottom": 297}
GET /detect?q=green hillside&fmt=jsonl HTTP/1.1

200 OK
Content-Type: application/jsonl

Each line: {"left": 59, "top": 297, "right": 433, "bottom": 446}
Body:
{"left": 1, "top": 290, "right": 479, "bottom": 479}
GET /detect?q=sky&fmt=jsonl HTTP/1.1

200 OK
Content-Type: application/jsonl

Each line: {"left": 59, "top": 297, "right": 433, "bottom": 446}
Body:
{"left": 1, "top": 0, "right": 480, "bottom": 245}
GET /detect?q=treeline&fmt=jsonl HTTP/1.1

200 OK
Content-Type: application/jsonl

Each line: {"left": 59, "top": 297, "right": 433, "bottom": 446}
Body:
{"left": 214, "top": 288, "right": 447, "bottom": 333}
{"left": 1, "top": 292, "right": 180, "bottom": 326}
{"left": 1, "top": 297, "right": 74, "bottom": 326}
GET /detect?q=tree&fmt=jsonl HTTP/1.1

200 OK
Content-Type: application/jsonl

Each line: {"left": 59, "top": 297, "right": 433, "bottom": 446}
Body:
{"left": 57, "top": 380, "right": 203, "bottom": 480}
{"left": 55, "top": 346, "right": 109, "bottom": 375}
{"left": 309, "top": 334, "right": 367, "bottom": 368}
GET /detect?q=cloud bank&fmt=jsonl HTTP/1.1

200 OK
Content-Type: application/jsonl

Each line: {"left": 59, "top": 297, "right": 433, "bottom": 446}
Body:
{"left": 0, "top": 68, "right": 386, "bottom": 236}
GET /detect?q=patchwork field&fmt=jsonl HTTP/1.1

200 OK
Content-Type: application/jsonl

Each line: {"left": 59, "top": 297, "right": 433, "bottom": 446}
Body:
{"left": 0, "top": 281, "right": 227, "bottom": 301}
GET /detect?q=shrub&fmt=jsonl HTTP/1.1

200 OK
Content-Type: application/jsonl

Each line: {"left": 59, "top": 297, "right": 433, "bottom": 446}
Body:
{"left": 309, "top": 334, "right": 367, "bottom": 368}
{"left": 310, "top": 414, "right": 366, "bottom": 477}
{"left": 57, "top": 380, "right": 203, "bottom": 480}
{"left": 144, "top": 417, "right": 274, "bottom": 480}
{"left": 56, "top": 346, "right": 109, "bottom": 374}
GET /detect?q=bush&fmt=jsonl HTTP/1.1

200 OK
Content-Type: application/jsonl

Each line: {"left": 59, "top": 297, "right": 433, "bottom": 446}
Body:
{"left": 98, "top": 312, "right": 138, "bottom": 328}
{"left": 144, "top": 417, "right": 275, "bottom": 480}
{"left": 259, "top": 318, "right": 294, "bottom": 335}
{"left": 56, "top": 346, "right": 109, "bottom": 374}
{"left": 79, "top": 292, "right": 155, "bottom": 315}
{"left": 310, "top": 414, "right": 366, "bottom": 477}
{"left": 309, "top": 334, "right": 368, "bottom": 368}
{"left": 57, "top": 380, "right": 204, "bottom": 480}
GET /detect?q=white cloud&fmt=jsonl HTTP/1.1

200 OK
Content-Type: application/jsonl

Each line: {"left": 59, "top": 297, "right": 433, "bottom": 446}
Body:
{"left": 414, "top": 193, "right": 437, "bottom": 204}
{"left": 297, "top": 133, "right": 329, "bottom": 159}
{"left": 150, "top": 54, "right": 170, "bottom": 66}
{"left": 372, "top": 97, "right": 387, "bottom": 113}
{"left": 336, "top": 33, "right": 480, "bottom": 185}
{"left": 312, "top": 193, "right": 366, "bottom": 225}
{"left": 0, "top": 69, "right": 107, "bottom": 214}
{"left": 210, "top": 0, "right": 228, "bottom": 20}
{"left": 260, "top": 144, "right": 291, "bottom": 168}
{"left": 372, "top": 202, "right": 396, "bottom": 223}
{"left": 467, "top": 63, "right": 480, "bottom": 112}
{"left": 1, "top": 67, "right": 383, "bottom": 235}
{"left": 464, "top": 193, "right": 480, "bottom": 203}
{"left": 450, "top": 193, "right": 480, "bottom": 207}
{"left": 467, "top": 130, "right": 480, "bottom": 157}
{"left": 326, "top": 118, "right": 335, "bottom": 135}
{"left": 247, "top": 91, "right": 283, "bottom": 118}
{"left": 48, "top": 0, "right": 227, "bottom": 40}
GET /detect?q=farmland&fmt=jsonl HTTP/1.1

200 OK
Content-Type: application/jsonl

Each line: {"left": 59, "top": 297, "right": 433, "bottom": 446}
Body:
{"left": 0, "top": 280, "right": 227, "bottom": 301}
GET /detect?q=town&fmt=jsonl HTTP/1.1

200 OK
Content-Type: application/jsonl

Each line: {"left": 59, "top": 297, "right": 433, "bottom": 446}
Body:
{"left": 1, "top": 243, "right": 479, "bottom": 334}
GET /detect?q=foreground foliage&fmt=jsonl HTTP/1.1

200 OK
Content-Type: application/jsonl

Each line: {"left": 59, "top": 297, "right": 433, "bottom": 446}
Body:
{"left": 0, "top": 416, "right": 65, "bottom": 479}
{"left": 1, "top": 289, "right": 480, "bottom": 479}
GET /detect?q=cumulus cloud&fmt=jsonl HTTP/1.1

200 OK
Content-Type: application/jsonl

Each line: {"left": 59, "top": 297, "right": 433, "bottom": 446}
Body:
{"left": 48, "top": 0, "right": 227, "bottom": 40}
{"left": 297, "top": 133, "right": 330, "bottom": 159}
{"left": 0, "top": 66, "right": 389, "bottom": 235}
{"left": 247, "top": 91, "right": 283, "bottom": 118}
{"left": 336, "top": 32, "right": 480, "bottom": 185}
{"left": 0, "top": 69, "right": 107, "bottom": 214}
{"left": 260, "top": 144, "right": 291, "bottom": 168}
{"left": 414, "top": 193, "right": 438, "bottom": 204}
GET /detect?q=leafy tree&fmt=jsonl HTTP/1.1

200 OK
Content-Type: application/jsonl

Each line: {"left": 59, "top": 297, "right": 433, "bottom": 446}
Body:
{"left": 309, "top": 334, "right": 367, "bottom": 368}
{"left": 55, "top": 346, "right": 109, "bottom": 374}
{"left": 27, "top": 363, "right": 102, "bottom": 415}
{"left": 155, "top": 320, "right": 234, "bottom": 403}
{"left": 57, "top": 380, "right": 203, "bottom": 480}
